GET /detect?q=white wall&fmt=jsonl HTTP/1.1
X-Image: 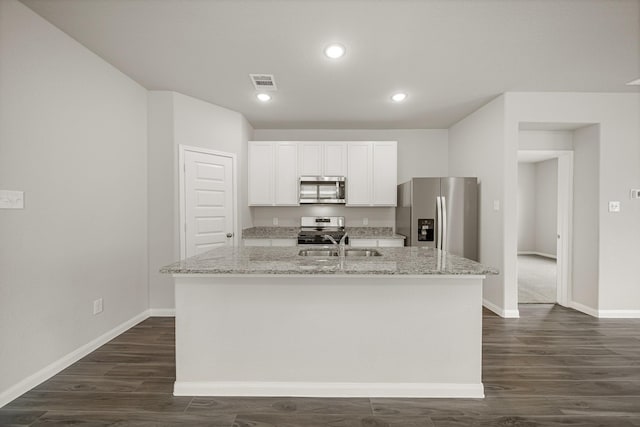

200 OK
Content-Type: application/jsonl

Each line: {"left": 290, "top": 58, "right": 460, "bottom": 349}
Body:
{"left": 0, "top": 0, "right": 148, "bottom": 403}
{"left": 571, "top": 125, "right": 600, "bottom": 310}
{"left": 517, "top": 163, "right": 536, "bottom": 252}
{"left": 455, "top": 93, "right": 639, "bottom": 316}
{"left": 147, "top": 92, "right": 176, "bottom": 314}
{"left": 147, "top": 91, "right": 253, "bottom": 310}
{"left": 535, "top": 158, "right": 558, "bottom": 257}
{"left": 173, "top": 94, "right": 253, "bottom": 232}
{"left": 517, "top": 159, "right": 558, "bottom": 257}
{"left": 448, "top": 96, "right": 511, "bottom": 316}
{"left": 519, "top": 130, "right": 574, "bottom": 151}
{"left": 506, "top": 93, "right": 640, "bottom": 315}
{"left": 251, "top": 206, "right": 394, "bottom": 228}
{"left": 251, "top": 129, "right": 448, "bottom": 227}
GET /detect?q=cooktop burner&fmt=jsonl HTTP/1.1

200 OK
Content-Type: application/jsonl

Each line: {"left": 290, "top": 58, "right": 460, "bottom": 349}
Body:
{"left": 297, "top": 216, "right": 347, "bottom": 245}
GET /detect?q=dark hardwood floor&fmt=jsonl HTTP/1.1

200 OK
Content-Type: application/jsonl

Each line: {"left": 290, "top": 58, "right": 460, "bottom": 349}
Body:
{"left": 2, "top": 304, "right": 640, "bottom": 426}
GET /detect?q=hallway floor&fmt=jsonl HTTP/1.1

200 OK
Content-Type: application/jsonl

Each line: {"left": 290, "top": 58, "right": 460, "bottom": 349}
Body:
{"left": 518, "top": 254, "right": 557, "bottom": 303}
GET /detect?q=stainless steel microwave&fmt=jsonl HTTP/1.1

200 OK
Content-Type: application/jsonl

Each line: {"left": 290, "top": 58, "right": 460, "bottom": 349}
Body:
{"left": 299, "top": 176, "right": 346, "bottom": 204}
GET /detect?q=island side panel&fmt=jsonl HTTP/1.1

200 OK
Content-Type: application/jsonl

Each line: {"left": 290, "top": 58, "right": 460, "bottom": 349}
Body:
{"left": 174, "top": 275, "right": 484, "bottom": 398}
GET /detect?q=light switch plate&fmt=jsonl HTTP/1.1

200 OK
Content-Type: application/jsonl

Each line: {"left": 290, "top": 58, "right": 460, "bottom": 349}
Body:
{"left": 93, "top": 298, "right": 103, "bottom": 315}
{"left": 608, "top": 201, "right": 621, "bottom": 213}
{"left": 0, "top": 190, "right": 24, "bottom": 209}
{"left": 493, "top": 200, "right": 500, "bottom": 211}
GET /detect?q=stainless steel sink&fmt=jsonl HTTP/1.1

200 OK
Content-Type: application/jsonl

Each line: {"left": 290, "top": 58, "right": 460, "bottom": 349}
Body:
{"left": 345, "top": 249, "right": 381, "bottom": 257}
{"left": 298, "top": 249, "right": 339, "bottom": 257}
{"left": 298, "top": 248, "right": 381, "bottom": 257}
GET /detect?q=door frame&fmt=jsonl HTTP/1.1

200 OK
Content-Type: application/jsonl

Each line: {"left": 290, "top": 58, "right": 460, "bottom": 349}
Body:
{"left": 555, "top": 151, "right": 573, "bottom": 307}
{"left": 178, "top": 144, "right": 238, "bottom": 259}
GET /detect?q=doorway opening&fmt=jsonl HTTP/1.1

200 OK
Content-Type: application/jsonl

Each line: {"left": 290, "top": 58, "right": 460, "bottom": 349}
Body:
{"left": 516, "top": 126, "right": 575, "bottom": 308}
{"left": 517, "top": 156, "right": 559, "bottom": 303}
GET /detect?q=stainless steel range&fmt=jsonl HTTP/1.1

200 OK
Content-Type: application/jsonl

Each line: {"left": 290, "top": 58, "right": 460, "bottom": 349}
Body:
{"left": 297, "top": 216, "right": 348, "bottom": 245}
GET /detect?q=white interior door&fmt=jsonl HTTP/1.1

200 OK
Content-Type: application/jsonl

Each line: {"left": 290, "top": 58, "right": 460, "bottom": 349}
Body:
{"left": 182, "top": 147, "right": 235, "bottom": 258}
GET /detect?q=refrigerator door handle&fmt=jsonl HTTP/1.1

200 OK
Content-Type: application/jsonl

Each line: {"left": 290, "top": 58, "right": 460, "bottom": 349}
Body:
{"left": 436, "top": 196, "right": 442, "bottom": 249}
{"left": 441, "top": 196, "right": 447, "bottom": 252}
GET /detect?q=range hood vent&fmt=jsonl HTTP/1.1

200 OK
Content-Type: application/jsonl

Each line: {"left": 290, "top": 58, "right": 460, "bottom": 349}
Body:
{"left": 249, "top": 74, "right": 277, "bottom": 91}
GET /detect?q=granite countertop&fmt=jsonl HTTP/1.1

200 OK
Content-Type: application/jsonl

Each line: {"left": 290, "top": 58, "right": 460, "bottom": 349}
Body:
{"left": 242, "top": 227, "right": 299, "bottom": 239}
{"left": 346, "top": 227, "right": 405, "bottom": 240}
{"left": 161, "top": 246, "right": 498, "bottom": 276}
{"left": 241, "top": 226, "right": 405, "bottom": 240}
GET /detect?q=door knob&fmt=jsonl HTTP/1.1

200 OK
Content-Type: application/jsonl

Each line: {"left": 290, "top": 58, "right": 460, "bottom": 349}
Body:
{"left": 226, "top": 233, "right": 233, "bottom": 238}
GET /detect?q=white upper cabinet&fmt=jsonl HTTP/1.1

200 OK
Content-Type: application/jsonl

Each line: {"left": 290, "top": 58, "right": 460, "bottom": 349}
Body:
{"left": 297, "top": 141, "right": 347, "bottom": 177}
{"left": 274, "top": 142, "right": 299, "bottom": 205}
{"left": 250, "top": 140, "right": 396, "bottom": 207}
{"left": 248, "top": 142, "right": 274, "bottom": 206}
{"left": 346, "top": 142, "right": 372, "bottom": 206}
{"left": 372, "top": 141, "right": 398, "bottom": 206}
{"left": 347, "top": 141, "right": 397, "bottom": 206}
{"left": 248, "top": 141, "right": 298, "bottom": 206}
{"left": 323, "top": 142, "right": 347, "bottom": 176}
{"left": 297, "top": 142, "right": 323, "bottom": 176}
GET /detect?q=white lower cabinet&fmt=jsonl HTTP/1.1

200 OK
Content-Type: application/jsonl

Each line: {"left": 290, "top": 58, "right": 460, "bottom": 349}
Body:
{"left": 243, "top": 239, "right": 297, "bottom": 247}
{"left": 349, "top": 238, "right": 404, "bottom": 247}
{"left": 244, "top": 238, "right": 402, "bottom": 247}
{"left": 271, "top": 239, "right": 297, "bottom": 247}
{"left": 378, "top": 239, "right": 404, "bottom": 247}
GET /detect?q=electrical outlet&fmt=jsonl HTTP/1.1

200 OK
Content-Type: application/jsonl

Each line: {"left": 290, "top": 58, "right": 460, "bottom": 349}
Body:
{"left": 93, "top": 298, "right": 103, "bottom": 315}
{"left": 608, "top": 201, "right": 621, "bottom": 213}
{"left": 363, "top": 218, "right": 368, "bottom": 226}
{"left": 0, "top": 190, "right": 24, "bottom": 209}
{"left": 273, "top": 217, "right": 278, "bottom": 225}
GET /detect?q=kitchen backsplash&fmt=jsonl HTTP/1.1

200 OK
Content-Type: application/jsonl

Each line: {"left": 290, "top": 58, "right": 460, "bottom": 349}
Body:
{"left": 250, "top": 206, "right": 395, "bottom": 228}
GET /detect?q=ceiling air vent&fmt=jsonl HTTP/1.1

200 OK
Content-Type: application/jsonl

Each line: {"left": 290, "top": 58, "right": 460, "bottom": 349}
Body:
{"left": 249, "top": 74, "right": 277, "bottom": 91}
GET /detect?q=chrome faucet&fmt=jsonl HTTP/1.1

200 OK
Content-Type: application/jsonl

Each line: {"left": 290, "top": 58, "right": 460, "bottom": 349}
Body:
{"left": 324, "top": 233, "right": 348, "bottom": 258}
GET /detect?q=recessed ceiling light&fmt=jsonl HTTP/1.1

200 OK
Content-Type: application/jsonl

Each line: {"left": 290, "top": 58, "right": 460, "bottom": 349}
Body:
{"left": 324, "top": 43, "right": 346, "bottom": 59}
{"left": 391, "top": 92, "right": 407, "bottom": 102}
{"left": 256, "top": 93, "right": 271, "bottom": 102}
{"left": 627, "top": 78, "right": 640, "bottom": 85}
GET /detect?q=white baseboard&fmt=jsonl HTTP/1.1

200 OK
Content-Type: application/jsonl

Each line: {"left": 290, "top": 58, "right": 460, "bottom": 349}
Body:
{"left": 174, "top": 381, "right": 484, "bottom": 398}
{"left": 149, "top": 308, "right": 175, "bottom": 317}
{"left": 483, "top": 299, "right": 520, "bottom": 318}
{"left": 569, "top": 301, "right": 640, "bottom": 318}
{"left": 517, "top": 251, "right": 557, "bottom": 260}
{"left": 0, "top": 310, "right": 151, "bottom": 408}
{"left": 569, "top": 301, "right": 599, "bottom": 317}
{"left": 596, "top": 310, "right": 640, "bottom": 318}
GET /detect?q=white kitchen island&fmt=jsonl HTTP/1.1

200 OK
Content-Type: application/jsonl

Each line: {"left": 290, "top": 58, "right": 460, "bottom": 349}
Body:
{"left": 162, "top": 246, "right": 497, "bottom": 399}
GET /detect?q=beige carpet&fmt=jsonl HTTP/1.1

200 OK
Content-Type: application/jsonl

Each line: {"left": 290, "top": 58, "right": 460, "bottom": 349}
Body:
{"left": 518, "top": 254, "right": 557, "bottom": 303}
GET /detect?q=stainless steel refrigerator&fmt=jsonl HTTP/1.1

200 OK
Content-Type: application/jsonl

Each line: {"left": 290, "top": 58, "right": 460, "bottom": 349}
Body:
{"left": 396, "top": 177, "right": 478, "bottom": 260}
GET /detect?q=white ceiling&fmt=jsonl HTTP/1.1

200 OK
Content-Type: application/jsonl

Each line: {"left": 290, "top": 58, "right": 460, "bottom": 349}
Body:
{"left": 21, "top": 0, "right": 640, "bottom": 129}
